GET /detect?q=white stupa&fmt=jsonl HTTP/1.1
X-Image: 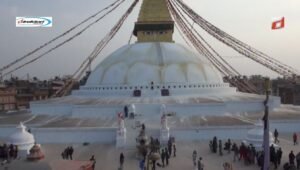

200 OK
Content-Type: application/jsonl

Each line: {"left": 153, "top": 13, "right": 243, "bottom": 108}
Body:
{"left": 27, "top": 0, "right": 282, "bottom": 146}
{"left": 245, "top": 120, "right": 276, "bottom": 150}
{"left": 30, "top": 42, "right": 280, "bottom": 118}
{"left": 30, "top": 0, "right": 280, "bottom": 121}
{"left": 8, "top": 122, "right": 35, "bottom": 158}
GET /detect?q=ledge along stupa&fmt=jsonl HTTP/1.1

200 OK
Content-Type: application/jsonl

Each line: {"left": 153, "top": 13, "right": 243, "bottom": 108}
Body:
{"left": 30, "top": 0, "right": 280, "bottom": 145}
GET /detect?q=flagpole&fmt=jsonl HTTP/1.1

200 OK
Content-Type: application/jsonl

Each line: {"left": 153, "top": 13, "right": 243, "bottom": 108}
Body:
{"left": 263, "top": 78, "right": 270, "bottom": 170}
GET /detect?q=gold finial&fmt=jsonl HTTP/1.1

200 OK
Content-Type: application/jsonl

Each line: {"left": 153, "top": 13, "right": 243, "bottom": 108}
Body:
{"left": 133, "top": 0, "right": 174, "bottom": 42}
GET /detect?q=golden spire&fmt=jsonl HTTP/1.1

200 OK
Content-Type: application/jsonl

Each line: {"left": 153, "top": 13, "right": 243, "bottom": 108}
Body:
{"left": 133, "top": 0, "right": 174, "bottom": 42}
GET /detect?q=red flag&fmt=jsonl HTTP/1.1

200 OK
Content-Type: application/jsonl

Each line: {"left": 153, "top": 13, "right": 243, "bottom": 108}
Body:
{"left": 272, "top": 17, "right": 285, "bottom": 30}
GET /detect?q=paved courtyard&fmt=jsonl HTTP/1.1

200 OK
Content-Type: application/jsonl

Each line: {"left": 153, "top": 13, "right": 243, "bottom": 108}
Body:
{"left": 1, "top": 132, "right": 299, "bottom": 170}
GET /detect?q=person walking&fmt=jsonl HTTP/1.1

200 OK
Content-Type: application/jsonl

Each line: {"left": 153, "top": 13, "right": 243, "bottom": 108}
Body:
{"left": 219, "top": 140, "right": 223, "bottom": 156}
{"left": 296, "top": 152, "right": 300, "bottom": 170}
{"left": 273, "top": 152, "right": 278, "bottom": 169}
{"left": 161, "top": 149, "right": 166, "bottom": 167}
{"left": 197, "top": 157, "right": 204, "bottom": 170}
{"left": 120, "top": 152, "right": 125, "bottom": 169}
{"left": 270, "top": 144, "right": 276, "bottom": 165}
{"left": 239, "top": 142, "right": 246, "bottom": 161}
{"left": 173, "top": 143, "right": 176, "bottom": 157}
{"left": 289, "top": 151, "right": 296, "bottom": 165}
{"left": 61, "top": 150, "right": 66, "bottom": 159}
{"left": 293, "top": 133, "right": 298, "bottom": 145}
{"left": 192, "top": 150, "right": 197, "bottom": 167}
{"left": 274, "top": 129, "right": 279, "bottom": 143}
{"left": 64, "top": 148, "right": 69, "bottom": 160}
{"left": 152, "top": 159, "right": 156, "bottom": 170}
{"left": 165, "top": 147, "right": 169, "bottom": 166}
{"left": 168, "top": 139, "right": 172, "bottom": 156}
{"left": 124, "top": 105, "right": 128, "bottom": 118}
{"left": 232, "top": 143, "right": 239, "bottom": 162}
{"left": 65, "top": 147, "right": 69, "bottom": 160}
{"left": 277, "top": 148, "right": 283, "bottom": 165}
{"left": 13, "top": 145, "right": 18, "bottom": 159}
{"left": 69, "top": 146, "right": 74, "bottom": 160}
{"left": 227, "top": 139, "right": 232, "bottom": 154}
{"left": 212, "top": 136, "right": 217, "bottom": 153}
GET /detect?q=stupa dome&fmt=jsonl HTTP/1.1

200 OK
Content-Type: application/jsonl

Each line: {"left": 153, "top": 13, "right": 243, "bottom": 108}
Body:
{"left": 8, "top": 122, "right": 35, "bottom": 146}
{"left": 86, "top": 42, "right": 223, "bottom": 86}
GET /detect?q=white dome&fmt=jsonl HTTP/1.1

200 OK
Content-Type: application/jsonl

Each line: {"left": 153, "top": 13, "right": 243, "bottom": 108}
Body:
{"left": 86, "top": 42, "right": 223, "bottom": 86}
{"left": 8, "top": 122, "right": 35, "bottom": 146}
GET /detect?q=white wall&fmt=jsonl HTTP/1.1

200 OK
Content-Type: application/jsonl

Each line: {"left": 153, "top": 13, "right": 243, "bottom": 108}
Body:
{"left": 32, "top": 127, "right": 116, "bottom": 144}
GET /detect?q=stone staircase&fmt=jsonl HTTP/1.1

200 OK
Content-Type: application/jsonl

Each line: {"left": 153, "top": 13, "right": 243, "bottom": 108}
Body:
{"left": 123, "top": 118, "right": 160, "bottom": 149}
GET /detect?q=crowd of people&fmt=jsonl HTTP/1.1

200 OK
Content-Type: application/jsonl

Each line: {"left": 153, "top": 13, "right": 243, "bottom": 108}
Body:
{"left": 207, "top": 135, "right": 300, "bottom": 170}
{"left": 136, "top": 136, "right": 176, "bottom": 170}
{"left": 0, "top": 144, "right": 18, "bottom": 162}
{"left": 151, "top": 137, "right": 176, "bottom": 170}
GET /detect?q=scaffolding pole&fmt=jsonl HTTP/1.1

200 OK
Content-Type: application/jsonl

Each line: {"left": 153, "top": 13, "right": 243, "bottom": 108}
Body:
{"left": 263, "top": 78, "right": 270, "bottom": 170}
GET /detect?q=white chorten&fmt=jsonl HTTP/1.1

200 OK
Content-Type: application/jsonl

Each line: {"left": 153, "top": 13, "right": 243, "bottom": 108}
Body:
{"left": 245, "top": 120, "right": 275, "bottom": 150}
{"left": 8, "top": 122, "right": 35, "bottom": 157}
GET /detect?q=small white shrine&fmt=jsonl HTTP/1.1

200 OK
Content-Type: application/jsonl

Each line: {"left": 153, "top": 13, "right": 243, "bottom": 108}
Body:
{"left": 245, "top": 120, "right": 276, "bottom": 150}
{"left": 8, "top": 122, "right": 35, "bottom": 158}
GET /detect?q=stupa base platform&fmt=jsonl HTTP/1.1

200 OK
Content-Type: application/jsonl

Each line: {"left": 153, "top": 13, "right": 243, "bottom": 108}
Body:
{"left": 0, "top": 104, "right": 299, "bottom": 145}
{"left": 30, "top": 92, "right": 280, "bottom": 118}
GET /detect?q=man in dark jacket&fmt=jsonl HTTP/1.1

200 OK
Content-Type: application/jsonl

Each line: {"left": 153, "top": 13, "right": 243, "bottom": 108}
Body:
{"left": 120, "top": 152, "right": 125, "bottom": 168}
{"left": 165, "top": 147, "right": 169, "bottom": 166}
{"left": 270, "top": 144, "right": 276, "bottom": 164}
{"left": 212, "top": 136, "right": 217, "bottom": 153}
{"left": 293, "top": 133, "right": 298, "bottom": 145}
{"left": 289, "top": 150, "right": 295, "bottom": 165}
{"left": 277, "top": 148, "right": 283, "bottom": 165}
{"left": 296, "top": 152, "right": 300, "bottom": 169}
{"left": 69, "top": 146, "right": 74, "bottom": 160}
{"left": 124, "top": 105, "right": 128, "bottom": 118}
{"left": 168, "top": 139, "right": 172, "bottom": 156}
{"left": 173, "top": 144, "right": 176, "bottom": 157}
{"left": 161, "top": 149, "right": 165, "bottom": 167}
{"left": 274, "top": 129, "right": 279, "bottom": 143}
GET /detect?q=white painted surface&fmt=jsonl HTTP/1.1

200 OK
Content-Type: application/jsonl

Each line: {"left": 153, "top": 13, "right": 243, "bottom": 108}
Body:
{"left": 0, "top": 120, "right": 300, "bottom": 145}
{"left": 8, "top": 123, "right": 35, "bottom": 145}
{"left": 30, "top": 41, "right": 281, "bottom": 118}
{"left": 7, "top": 123, "right": 35, "bottom": 157}
{"left": 245, "top": 120, "right": 274, "bottom": 149}
{"left": 86, "top": 42, "right": 223, "bottom": 86}
{"left": 31, "top": 127, "right": 116, "bottom": 144}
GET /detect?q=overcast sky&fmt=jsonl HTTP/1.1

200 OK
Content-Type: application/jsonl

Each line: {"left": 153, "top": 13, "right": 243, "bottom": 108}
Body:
{"left": 0, "top": 0, "right": 299, "bottom": 80}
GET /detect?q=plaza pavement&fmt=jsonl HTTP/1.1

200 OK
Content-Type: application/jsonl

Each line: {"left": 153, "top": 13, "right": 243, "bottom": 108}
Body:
{"left": 1, "top": 132, "right": 299, "bottom": 170}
